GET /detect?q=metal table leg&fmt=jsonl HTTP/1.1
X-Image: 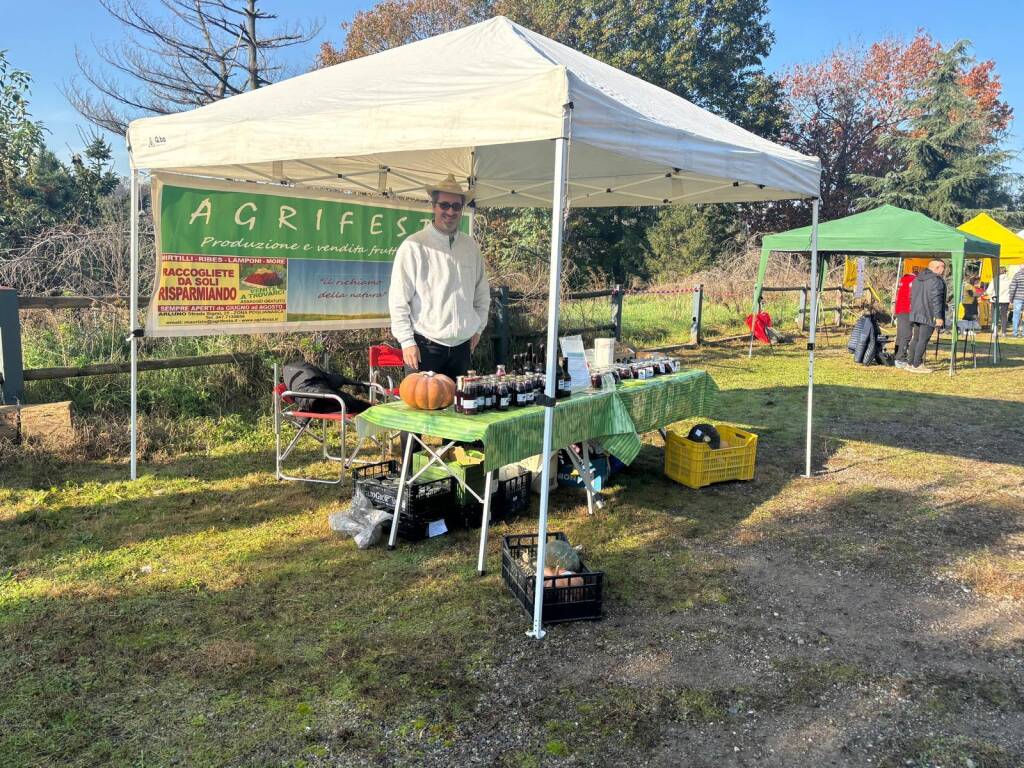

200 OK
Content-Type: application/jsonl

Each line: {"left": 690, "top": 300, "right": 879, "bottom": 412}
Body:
{"left": 580, "top": 441, "right": 596, "bottom": 516}
{"left": 476, "top": 470, "right": 495, "bottom": 576}
{"left": 386, "top": 434, "right": 415, "bottom": 550}
{"left": 564, "top": 442, "right": 605, "bottom": 514}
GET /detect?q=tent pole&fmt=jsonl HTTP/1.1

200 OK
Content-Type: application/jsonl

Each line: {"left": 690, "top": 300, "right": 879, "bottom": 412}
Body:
{"left": 949, "top": 254, "right": 963, "bottom": 377}
{"left": 528, "top": 105, "right": 571, "bottom": 641}
{"left": 892, "top": 257, "right": 903, "bottom": 323}
{"left": 992, "top": 260, "right": 1000, "bottom": 364}
{"left": 129, "top": 169, "right": 140, "bottom": 481}
{"left": 804, "top": 199, "right": 820, "bottom": 478}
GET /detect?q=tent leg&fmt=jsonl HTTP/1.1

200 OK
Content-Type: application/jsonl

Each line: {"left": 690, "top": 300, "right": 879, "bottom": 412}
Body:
{"left": 804, "top": 199, "right": 820, "bottom": 478}
{"left": 949, "top": 258, "right": 964, "bottom": 377}
{"left": 528, "top": 106, "right": 571, "bottom": 641}
{"left": 746, "top": 304, "right": 757, "bottom": 358}
{"left": 991, "top": 267, "right": 1001, "bottom": 364}
{"left": 129, "top": 170, "right": 140, "bottom": 481}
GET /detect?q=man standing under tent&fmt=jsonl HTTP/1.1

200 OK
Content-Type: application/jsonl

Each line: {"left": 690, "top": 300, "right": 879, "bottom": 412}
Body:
{"left": 905, "top": 259, "right": 948, "bottom": 373}
{"left": 1009, "top": 265, "right": 1024, "bottom": 337}
{"left": 388, "top": 175, "right": 490, "bottom": 379}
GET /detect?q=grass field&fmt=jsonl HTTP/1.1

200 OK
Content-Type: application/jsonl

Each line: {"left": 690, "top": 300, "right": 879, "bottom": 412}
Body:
{"left": 2, "top": 334, "right": 1023, "bottom": 767}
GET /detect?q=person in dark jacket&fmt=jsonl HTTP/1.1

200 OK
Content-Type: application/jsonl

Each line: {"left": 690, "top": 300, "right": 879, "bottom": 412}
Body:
{"left": 281, "top": 360, "right": 371, "bottom": 414}
{"left": 905, "top": 260, "right": 947, "bottom": 373}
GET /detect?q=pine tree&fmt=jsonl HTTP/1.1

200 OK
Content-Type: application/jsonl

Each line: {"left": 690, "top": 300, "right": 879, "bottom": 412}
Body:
{"left": 853, "top": 41, "right": 1011, "bottom": 225}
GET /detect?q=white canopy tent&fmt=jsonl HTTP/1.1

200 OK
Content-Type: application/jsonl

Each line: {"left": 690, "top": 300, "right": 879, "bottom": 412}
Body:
{"left": 127, "top": 15, "right": 821, "bottom": 638}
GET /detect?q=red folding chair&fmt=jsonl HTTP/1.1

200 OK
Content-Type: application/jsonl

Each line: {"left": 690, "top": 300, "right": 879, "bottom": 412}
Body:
{"left": 368, "top": 344, "right": 405, "bottom": 402}
{"left": 273, "top": 363, "right": 388, "bottom": 484}
{"left": 340, "top": 344, "right": 406, "bottom": 464}
{"left": 273, "top": 382, "right": 350, "bottom": 484}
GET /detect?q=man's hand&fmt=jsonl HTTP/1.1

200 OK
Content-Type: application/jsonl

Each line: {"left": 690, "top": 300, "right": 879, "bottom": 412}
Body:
{"left": 935, "top": 319, "right": 944, "bottom": 328}
{"left": 470, "top": 333, "right": 481, "bottom": 352}
{"left": 403, "top": 345, "right": 421, "bottom": 370}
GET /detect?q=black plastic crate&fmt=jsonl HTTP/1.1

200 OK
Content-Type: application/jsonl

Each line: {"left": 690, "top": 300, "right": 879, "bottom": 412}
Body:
{"left": 458, "top": 467, "right": 532, "bottom": 528}
{"left": 501, "top": 532, "right": 604, "bottom": 624}
{"left": 352, "top": 460, "right": 457, "bottom": 541}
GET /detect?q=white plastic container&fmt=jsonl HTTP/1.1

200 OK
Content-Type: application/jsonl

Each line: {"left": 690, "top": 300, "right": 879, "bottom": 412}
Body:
{"left": 594, "top": 337, "right": 616, "bottom": 367}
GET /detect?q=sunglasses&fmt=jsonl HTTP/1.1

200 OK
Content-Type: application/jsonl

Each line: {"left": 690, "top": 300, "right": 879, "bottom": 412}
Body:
{"left": 434, "top": 201, "right": 464, "bottom": 212}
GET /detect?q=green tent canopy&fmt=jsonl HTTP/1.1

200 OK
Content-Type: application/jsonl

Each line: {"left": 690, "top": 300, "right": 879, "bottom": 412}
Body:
{"left": 754, "top": 205, "right": 1001, "bottom": 366}
{"left": 755, "top": 204, "right": 1000, "bottom": 314}
{"left": 752, "top": 204, "right": 1002, "bottom": 477}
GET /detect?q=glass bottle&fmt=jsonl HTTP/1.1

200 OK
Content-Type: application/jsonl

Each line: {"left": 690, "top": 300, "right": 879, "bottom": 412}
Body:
{"left": 476, "top": 375, "right": 489, "bottom": 412}
{"left": 523, "top": 374, "right": 535, "bottom": 406}
{"left": 497, "top": 376, "right": 510, "bottom": 410}
{"left": 463, "top": 375, "right": 478, "bottom": 415}
{"left": 454, "top": 376, "right": 465, "bottom": 413}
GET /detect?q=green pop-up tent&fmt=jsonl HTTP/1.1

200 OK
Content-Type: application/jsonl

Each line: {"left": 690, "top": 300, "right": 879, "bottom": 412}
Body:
{"left": 751, "top": 205, "right": 1001, "bottom": 476}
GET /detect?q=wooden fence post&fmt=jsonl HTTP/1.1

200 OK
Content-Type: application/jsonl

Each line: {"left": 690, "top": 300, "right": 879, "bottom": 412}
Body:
{"left": 0, "top": 288, "right": 24, "bottom": 404}
{"left": 611, "top": 284, "right": 624, "bottom": 340}
{"left": 690, "top": 284, "right": 704, "bottom": 345}
{"left": 494, "top": 286, "right": 510, "bottom": 365}
{"left": 798, "top": 287, "right": 808, "bottom": 333}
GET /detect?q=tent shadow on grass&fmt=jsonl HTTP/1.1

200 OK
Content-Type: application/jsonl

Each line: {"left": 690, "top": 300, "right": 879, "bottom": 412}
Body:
{"left": 0, "top": 457, "right": 344, "bottom": 565}
{"left": 706, "top": 371, "right": 1024, "bottom": 470}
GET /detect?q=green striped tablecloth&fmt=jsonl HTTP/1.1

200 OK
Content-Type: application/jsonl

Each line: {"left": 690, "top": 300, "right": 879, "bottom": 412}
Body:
{"left": 356, "top": 369, "right": 718, "bottom": 472}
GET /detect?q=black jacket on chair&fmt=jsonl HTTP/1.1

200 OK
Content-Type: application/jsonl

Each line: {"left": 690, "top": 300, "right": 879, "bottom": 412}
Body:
{"left": 282, "top": 360, "right": 370, "bottom": 414}
{"left": 909, "top": 268, "right": 947, "bottom": 326}
{"left": 847, "top": 314, "right": 886, "bottom": 365}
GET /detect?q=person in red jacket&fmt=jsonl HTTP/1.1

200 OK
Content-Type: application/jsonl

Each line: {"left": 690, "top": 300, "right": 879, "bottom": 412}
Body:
{"left": 893, "top": 270, "right": 917, "bottom": 368}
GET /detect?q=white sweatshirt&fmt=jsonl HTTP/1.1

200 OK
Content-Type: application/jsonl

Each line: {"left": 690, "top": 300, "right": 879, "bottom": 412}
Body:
{"left": 388, "top": 224, "right": 490, "bottom": 348}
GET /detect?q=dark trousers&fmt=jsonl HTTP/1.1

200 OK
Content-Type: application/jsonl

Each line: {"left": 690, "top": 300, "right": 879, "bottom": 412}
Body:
{"left": 909, "top": 322, "right": 934, "bottom": 367}
{"left": 401, "top": 334, "right": 472, "bottom": 455}
{"left": 996, "top": 303, "right": 1009, "bottom": 334}
{"left": 411, "top": 333, "right": 472, "bottom": 379}
{"left": 895, "top": 314, "right": 912, "bottom": 362}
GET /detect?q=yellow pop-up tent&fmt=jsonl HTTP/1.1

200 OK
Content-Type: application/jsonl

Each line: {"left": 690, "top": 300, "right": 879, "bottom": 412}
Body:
{"left": 959, "top": 213, "right": 1024, "bottom": 282}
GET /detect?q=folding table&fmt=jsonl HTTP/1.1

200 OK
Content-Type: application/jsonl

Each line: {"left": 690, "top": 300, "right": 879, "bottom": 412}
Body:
{"left": 355, "top": 368, "right": 718, "bottom": 574}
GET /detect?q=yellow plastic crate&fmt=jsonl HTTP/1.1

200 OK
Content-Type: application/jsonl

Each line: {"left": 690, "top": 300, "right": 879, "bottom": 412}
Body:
{"left": 664, "top": 424, "right": 758, "bottom": 489}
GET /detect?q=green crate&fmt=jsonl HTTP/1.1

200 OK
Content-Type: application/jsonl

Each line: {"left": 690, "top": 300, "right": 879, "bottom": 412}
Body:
{"left": 412, "top": 449, "right": 486, "bottom": 506}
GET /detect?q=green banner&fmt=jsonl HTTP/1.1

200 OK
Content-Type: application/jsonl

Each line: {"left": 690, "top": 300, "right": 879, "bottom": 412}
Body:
{"left": 146, "top": 174, "right": 467, "bottom": 337}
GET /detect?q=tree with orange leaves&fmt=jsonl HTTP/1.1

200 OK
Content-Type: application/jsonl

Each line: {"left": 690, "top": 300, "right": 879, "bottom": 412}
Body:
{"left": 853, "top": 42, "right": 1013, "bottom": 225}
{"left": 317, "top": 0, "right": 488, "bottom": 66}
{"left": 780, "top": 32, "right": 1012, "bottom": 224}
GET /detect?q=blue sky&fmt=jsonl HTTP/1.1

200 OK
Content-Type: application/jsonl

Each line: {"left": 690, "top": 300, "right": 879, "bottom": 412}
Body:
{"left": 4, "top": 0, "right": 1023, "bottom": 174}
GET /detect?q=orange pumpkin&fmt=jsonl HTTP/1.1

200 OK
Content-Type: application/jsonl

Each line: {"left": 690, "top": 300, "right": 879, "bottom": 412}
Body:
{"left": 399, "top": 371, "right": 456, "bottom": 410}
{"left": 543, "top": 566, "right": 585, "bottom": 589}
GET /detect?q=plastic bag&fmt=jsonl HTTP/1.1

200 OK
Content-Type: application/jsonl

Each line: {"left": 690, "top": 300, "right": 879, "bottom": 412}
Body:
{"left": 329, "top": 488, "right": 394, "bottom": 549}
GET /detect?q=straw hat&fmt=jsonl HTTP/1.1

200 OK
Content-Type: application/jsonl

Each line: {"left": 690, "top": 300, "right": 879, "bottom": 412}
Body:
{"left": 425, "top": 174, "right": 474, "bottom": 203}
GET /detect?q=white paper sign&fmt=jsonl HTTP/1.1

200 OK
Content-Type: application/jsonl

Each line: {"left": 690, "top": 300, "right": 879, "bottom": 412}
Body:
{"left": 427, "top": 519, "right": 448, "bottom": 538}
{"left": 559, "top": 334, "right": 591, "bottom": 392}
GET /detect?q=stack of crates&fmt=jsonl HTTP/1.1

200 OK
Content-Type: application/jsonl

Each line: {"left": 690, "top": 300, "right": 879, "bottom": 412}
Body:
{"left": 412, "top": 451, "right": 532, "bottom": 528}
{"left": 351, "top": 460, "right": 456, "bottom": 541}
